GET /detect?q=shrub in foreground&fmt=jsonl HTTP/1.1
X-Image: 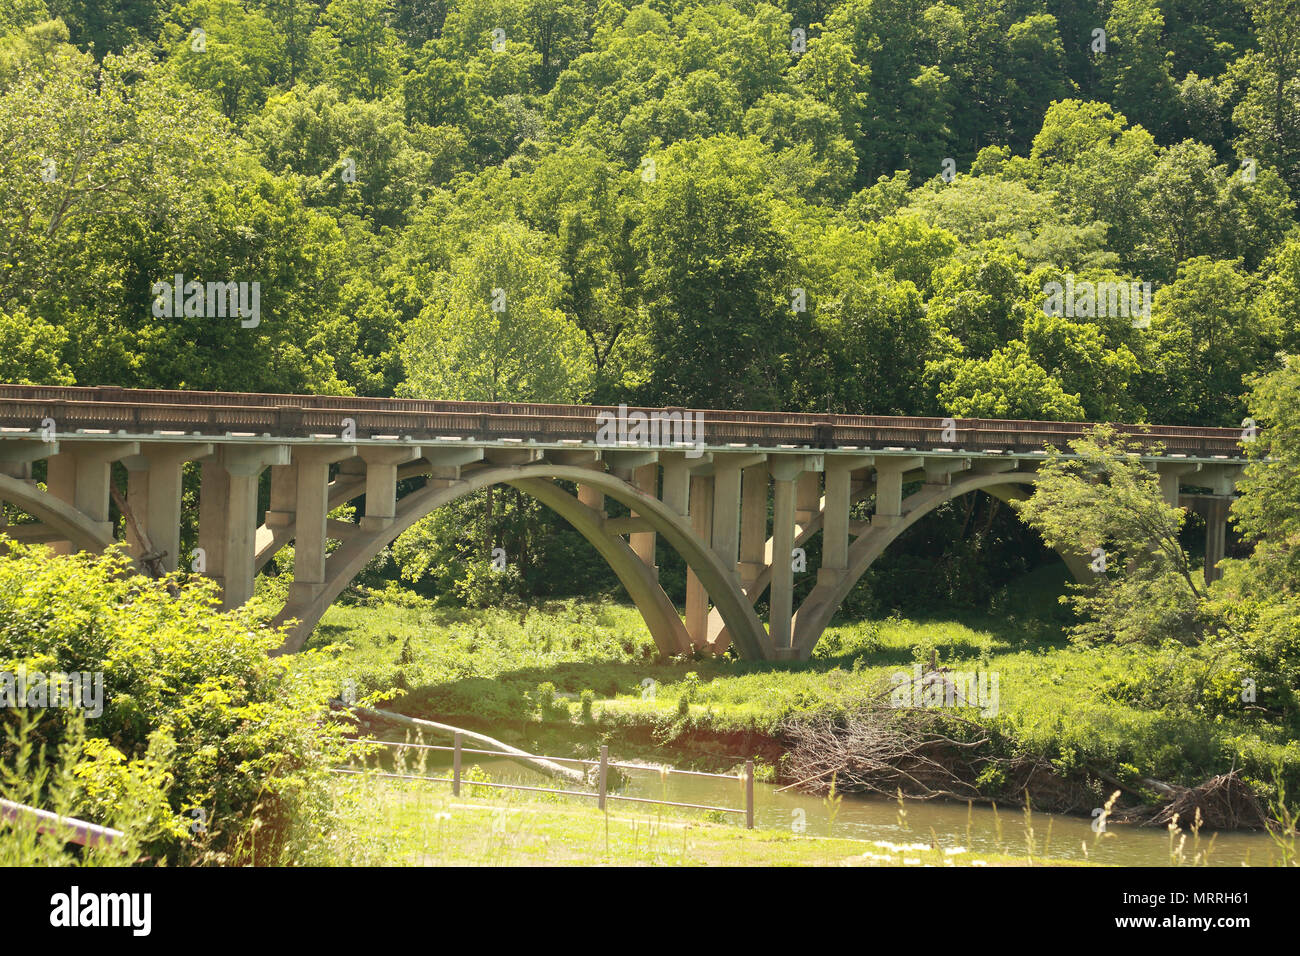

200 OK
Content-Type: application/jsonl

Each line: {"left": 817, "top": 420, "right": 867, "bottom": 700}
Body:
{"left": 0, "top": 540, "right": 351, "bottom": 864}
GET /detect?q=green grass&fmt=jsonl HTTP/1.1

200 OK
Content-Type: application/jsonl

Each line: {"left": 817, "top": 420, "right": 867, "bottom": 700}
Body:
{"left": 303, "top": 571, "right": 1299, "bottom": 803}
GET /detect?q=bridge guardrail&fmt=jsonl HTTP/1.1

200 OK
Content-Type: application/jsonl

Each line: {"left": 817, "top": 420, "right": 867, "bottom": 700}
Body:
{"left": 0, "top": 385, "right": 1249, "bottom": 458}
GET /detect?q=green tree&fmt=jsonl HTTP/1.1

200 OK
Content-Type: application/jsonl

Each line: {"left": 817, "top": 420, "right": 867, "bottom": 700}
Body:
{"left": 1013, "top": 426, "right": 1208, "bottom": 645}
{"left": 246, "top": 84, "right": 432, "bottom": 227}
{"left": 936, "top": 340, "right": 1086, "bottom": 421}
{"left": 793, "top": 219, "right": 945, "bottom": 414}
{"left": 1100, "top": 0, "right": 1178, "bottom": 138}
{"left": 399, "top": 220, "right": 592, "bottom": 402}
{"left": 1003, "top": 13, "right": 1073, "bottom": 152}
{"left": 0, "top": 541, "right": 351, "bottom": 864}
{"left": 924, "top": 251, "right": 1039, "bottom": 357}
{"left": 0, "top": 306, "right": 74, "bottom": 384}
{"left": 629, "top": 135, "right": 801, "bottom": 409}
{"left": 254, "top": 0, "right": 319, "bottom": 85}
{"left": 318, "top": 0, "right": 401, "bottom": 99}
{"left": 1131, "top": 140, "right": 1293, "bottom": 283}
{"left": 1226, "top": 0, "right": 1300, "bottom": 194}
{"left": 1257, "top": 235, "right": 1300, "bottom": 353}
{"left": 1021, "top": 306, "right": 1141, "bottom": 420}
{"left": 1227, "top": 358, "right": 1300, "bottom": 593}
{"left": 1206, "top": 361, "right": 1300, "bottom": 721}
{"left": 163, "top": 0, "right": 284, "bottom": 120}
{"left": 45, "top": 0, "right": 167, "bottom": 55}
{"left": 1138, "top": 257, "right": 1273, "bottom": 426}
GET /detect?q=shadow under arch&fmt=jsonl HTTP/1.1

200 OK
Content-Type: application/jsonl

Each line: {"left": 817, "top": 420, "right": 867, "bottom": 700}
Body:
{"left": 789, "top": 471, "right": 1050, "bottom": 659}
{"left": 271, "top": 463, "right": 768, "bottom": 659}
{"left": 0, "top": 473, "right": 115, "bottom": 553}
{"left": 715, "top": 471, "right": 1085, "bottom": 655}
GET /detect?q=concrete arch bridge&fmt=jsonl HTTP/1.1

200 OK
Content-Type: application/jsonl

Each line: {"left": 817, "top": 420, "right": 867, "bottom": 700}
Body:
{"left": 0, "top": 385, "right": 1247, "bottom": 661}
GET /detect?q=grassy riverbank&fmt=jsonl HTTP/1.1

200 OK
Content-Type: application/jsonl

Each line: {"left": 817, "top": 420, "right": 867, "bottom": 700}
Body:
{"left": 302, "top": 569, "right": 1299, "bottom": 816}
{"left": 313, "top": 774, "right": 1083, "bottom": 866}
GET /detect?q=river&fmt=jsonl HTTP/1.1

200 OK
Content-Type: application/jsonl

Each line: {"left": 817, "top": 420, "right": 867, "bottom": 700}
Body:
{"left": 366, "top": 741, "right": 1286, "bottom": 866}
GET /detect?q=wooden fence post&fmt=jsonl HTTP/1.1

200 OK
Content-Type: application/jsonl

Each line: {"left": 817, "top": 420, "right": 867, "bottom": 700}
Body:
{"left": 598, "top": 745, "right": 609, "bottom": 811}
{"left": 745, "top": 760, "right": 754, "bottom": 829}
{"left": 453, "top": 732, "right": 462, "bottom": 797}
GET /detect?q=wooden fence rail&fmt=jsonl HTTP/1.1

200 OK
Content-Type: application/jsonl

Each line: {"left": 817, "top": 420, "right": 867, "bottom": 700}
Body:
{"left": 0, "top": 797, "right": 123, "bottom": 848}
{"left": 339, "top": 735, "right": 756, "bottom": 829}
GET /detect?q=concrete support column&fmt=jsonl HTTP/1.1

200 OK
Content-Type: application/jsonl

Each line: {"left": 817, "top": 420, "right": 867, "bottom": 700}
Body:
{"left": 197, "top": 459, "right": 230, "bottom": 583}
{"left": 629, "top": 463, "right": 658, "bottom": 570}
{"left": 265, "top": 462, "right": 299, "bottom": 529}
{"left": 291, "top": 456, "right": 330, "bottom": 603}
{"left": 290, "top": 446, "right": 357, "bottom": 604}
{"left": 122, "top": 443, "right": 213, "bottom": 571}
{"left": 224, "top": 468, "right": 262, "bottom": 609}
{"left": 872, "top": 460, "right": 915, "bottom": 528}
{"left": 659, "top": 457, "right": 691, "bottom": 517}
{"left": 44, "top": 453, "right": 77, "bottom": 511}
{"left": 1205, "top": 496, "right": 1229, "bottom": 585}
{"left": 686, "top": 475, "right": 714, "bottom": 648}
{"left": 361, "top": 459, "right": 398, "bottom": 527}
{"left": 1159, "top": 471, "right": 1181, "bottom": 508}
{"left": 769, "top": 475, "right": 797, "bottom": 650}
{"left": 795, "top": 471, "right": 820, "bottom": 529}
{"left": 710, "top": 461, "right": 743, "bottom": 580}
{"left": 578, "top": 464, "right": 605, "bottom": 517}
{"left": 44, "top": 442, "right": 140, "bottom": 554}
{"left": 198, "top": 444, "right": 290, "bottom": 609}
{"left": 358, "top": 446, "right": 423, "bottom": 531}
{"left": 821, "top": 465, "right": 852, "bottom": 574}
{"left": 738, "top": 464, "right": 768, "bottom": 589}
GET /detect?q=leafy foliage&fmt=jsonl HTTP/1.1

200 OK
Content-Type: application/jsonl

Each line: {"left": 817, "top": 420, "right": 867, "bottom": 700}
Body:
{"left": 0, "top": 540, "right": 352, "bottom": 863}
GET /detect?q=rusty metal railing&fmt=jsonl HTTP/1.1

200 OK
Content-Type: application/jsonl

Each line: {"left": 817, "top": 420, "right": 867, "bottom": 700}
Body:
{"left": 0, "top": 384, "right": 1248, "bottom": 458}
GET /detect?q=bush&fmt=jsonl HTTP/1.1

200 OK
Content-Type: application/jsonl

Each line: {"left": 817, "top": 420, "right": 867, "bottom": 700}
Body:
{"left": 676, "top": 672, "right": 701, "bottom": 718}
{"left": 0, "top": 540, "right": 352, "bottom": 864}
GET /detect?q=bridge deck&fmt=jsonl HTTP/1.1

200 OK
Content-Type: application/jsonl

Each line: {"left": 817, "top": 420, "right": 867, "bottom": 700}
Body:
{"left": 0, "top": 384, "right": 1246, "bottom": 460}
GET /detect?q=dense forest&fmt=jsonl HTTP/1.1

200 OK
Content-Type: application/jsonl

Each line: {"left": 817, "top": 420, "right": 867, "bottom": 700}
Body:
{"left": 2, "top": 0, "right": 1298, "bottom": 605}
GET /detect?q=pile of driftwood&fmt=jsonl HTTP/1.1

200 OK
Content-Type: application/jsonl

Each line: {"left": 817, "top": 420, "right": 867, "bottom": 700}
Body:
{"left": 1147, "top": 773, "right": 1269, "bottom": 830}
{"left": 781, "top": 681, "right": 1273, "bottom": 828}
{"left": 781, "top": 697, "right": 994, "bottom": 803}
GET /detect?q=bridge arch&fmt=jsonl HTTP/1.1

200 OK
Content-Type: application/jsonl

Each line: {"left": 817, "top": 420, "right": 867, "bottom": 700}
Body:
{"left": 709, "top": 470, "right": 1090, "bottom": 657}
{"left": 271, "top": 463, "right": 767, "bottom": 658}
{"left": 0, "top": 473, "right": 115, "bottom": 553}
{"left": 789, "top": 471, "right": 1044, "bottom": 657}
